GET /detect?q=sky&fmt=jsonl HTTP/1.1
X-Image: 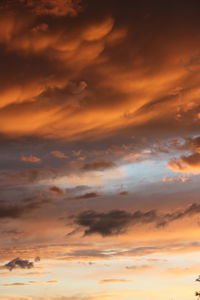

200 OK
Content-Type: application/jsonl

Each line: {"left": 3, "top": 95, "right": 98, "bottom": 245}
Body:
{"left": 0, "top": 0, "right": 200, "bottom": 299}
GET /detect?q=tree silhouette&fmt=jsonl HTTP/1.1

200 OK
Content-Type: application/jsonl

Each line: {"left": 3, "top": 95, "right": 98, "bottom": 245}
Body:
{"left": 195, "top": 291, "right": 200, "bottom": 299}
{"left": 195, "top": 276, "right": 200, "bottom": 299}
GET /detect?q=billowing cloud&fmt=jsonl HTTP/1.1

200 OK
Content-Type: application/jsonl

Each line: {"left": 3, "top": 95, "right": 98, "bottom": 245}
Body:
{"left": 0, "top": 1, "right": 199, "bottom": 141}
{"left": 1, "top": 0, "right": 82, "bottom": 17}
{"left": 0, "top": 2, "right": 200, "bottom": 299}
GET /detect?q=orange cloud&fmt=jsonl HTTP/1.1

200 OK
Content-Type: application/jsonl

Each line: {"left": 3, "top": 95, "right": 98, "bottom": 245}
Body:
{"left": 51, "top": 151, "right": 69, "bottom": 159}
{"left": 21, "top": 155, "right": 41, "bottom": 163}
{"left": 1, "top": 283, "right": 29, "bottom": 287}
{"left": 26, "top": 0, "right": 81, "bottom": 17}
{"left": 99, "top": 279, "right": 132, "bottom": 284}
{"left": 82, "top": 17, "right": 114, "bottom": 41}
{"left": 0, "top": 1, "right": 199, "bottom": 141}
{"left": 168, "top": 153, "right": 200, "bottom": 174}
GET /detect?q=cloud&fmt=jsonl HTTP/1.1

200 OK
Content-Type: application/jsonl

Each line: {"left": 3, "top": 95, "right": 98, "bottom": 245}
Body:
{"left": 74, "top": 203, "right": 200, "bottom": 236}
{"left": 162, "top": 175, "right": 189, "bottom": 183}
{"left": 168, "top": 153, "right": 200, "bottom": 174}
{"left": 125, "top": 264, "right": 152, "bottom": 271}
{"left": 188, "top": 136, "right": 200, "bottom": 153}
{"left": 99, "top": 279, "right": 132, "bottom": 284}
{"left": 46, "top": 280, "right": 58, "bottom": 284}
{"left": 81, "top": 160, "right": 116, "bottom": 171}
{"left": 119, "top": 191, "right": 129, "bottom": 196}
{"left": 63, "top": 248, "right": 108, "bottom": 260}
{"left": 49, "top": 186, "right": 65, "bottom": 196}
{"left": 21, "top": 155, "right": 41, "bottom": 163}
{"left": 0, "top": 202, "right": 39, "bottom": 219}
{"left": 0, "top": 1, "right": 199, "bottom": 143}
{"left": 4, "top": 258, "right": 34, "bottom": 271}
{"left": 1, "top": 283, "right": 29, "bottom": 287}
{"left": 166, "top": 265, "right": 200, "bottom": 276}
{"left": 34, "top": 256, "right": 41, "bottom": 262}
{"left": 158, "top": 203, "right": 200, "bottom": 227}
{"left": 0, "top": 2, "right": 200, "bottom": 298}
{"left": 0, "top": 167, "right": 60, "bottom": 185}
{"left": 0, "top": 296, "right": 110, "bottom": 300}
{"left": 11, "top": 0, "right": 82, "bottom": 17}
{"left": 51, "top": 151, "right": 69, "bottom": 159}
{"left": 167, "top": 136, "right": 200, "bottom": 174}
{"left": 68, "top": 192, "right": 99, "bottom": 200}
{"left": 82, "top": 17, "right": 114, "bottom": 41}
{"left": 0, "top": 280, "right": 59, "bottom": 287}
{"left": 75, "top": 209, "right": 157, "bottom": 236}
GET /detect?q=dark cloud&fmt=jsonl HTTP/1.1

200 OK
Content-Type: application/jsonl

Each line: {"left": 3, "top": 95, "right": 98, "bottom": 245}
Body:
{"left": 119, "top": 191, "right": 128, "bottom": 196}
{"left": 25, "top": 0, "right": 82, "bottom": 17}
{"left": 175, "top": 136, "right": 200, "bottom": 152}
{"left": 0, "top": 2, "right": 199, "bottom": 298}
{"left": 75, "top": 209, "right": 157, "bottom": 236}
{"left": 158, "top": 203, "right": 200, "bottom": 227}
{"left": 49, "top": 186, "right": 65, "bottom": 196}
{"left": 0, "top": 201, "right": 39, "bottom": 219}
{"left": 65, "top": 248, "right": 108, "bottom": 259}
{"left": 75, "top": 203, "right": 200, "bottom": 236}
{"left": 5, "top": 257, "right": 34, "bottom": 271}
{"left": 34, "top": 256, "right": 41, "bottom": 262}
{"left": 0, "top": 0, "right": 199, "bottom": 142}
{"left": 0, "top": 229, "right": 23, "bottom": 237}
{"left": 68, "top": 192, "right": 99, "bottom": 200}
{"left": 0, "top": 0, "right": 82, "bottom": 17}
{"left": 189, "top": 136, "right": 200, "bottom": 152}
{"left": 81, "top": 160, "right": 116, "bottom": 171}
{"left": 0, "top": 168, "right": 60, "bottom": 186}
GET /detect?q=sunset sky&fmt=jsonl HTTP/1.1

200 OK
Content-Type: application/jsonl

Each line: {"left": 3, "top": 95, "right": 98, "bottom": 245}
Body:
{"left": 1, "top": 0, "right": 200, "bottom": 299}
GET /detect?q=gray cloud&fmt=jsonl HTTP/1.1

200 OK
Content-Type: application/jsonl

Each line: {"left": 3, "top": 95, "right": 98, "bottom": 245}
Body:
{"left": 75, "top": 203, "right": 200, "bottom": 236}
{"left": 0, "top": 201, "right": 40, "bottom": 219}
{"left": 5, "top": 257, "right": 34, "bottom": 271}
{"left": 75, "top": 209, "right": 157, "bottom": 236}
{"left": 81, "top": 160, "right": 116, "bottom": 172}
{"left": 67, "top": 192, "right": 99, "bottom": 200}
{"left": 0, "top": 168, "right": 60, "bottom": 186}
{"left": 49, "top": 186, "right": 65, "bottom": 196}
